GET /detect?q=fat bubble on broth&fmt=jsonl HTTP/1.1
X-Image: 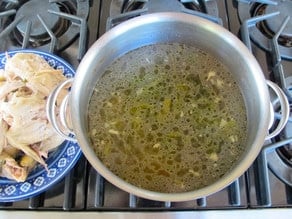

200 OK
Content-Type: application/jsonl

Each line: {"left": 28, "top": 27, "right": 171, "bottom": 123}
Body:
{"left": 88, "top": 43, "right": 247, "bottom": 193}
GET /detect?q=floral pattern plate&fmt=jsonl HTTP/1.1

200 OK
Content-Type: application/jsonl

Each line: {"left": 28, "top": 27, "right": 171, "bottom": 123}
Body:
{"left": 0, "top": 49, "right": 81, "bottom": 202}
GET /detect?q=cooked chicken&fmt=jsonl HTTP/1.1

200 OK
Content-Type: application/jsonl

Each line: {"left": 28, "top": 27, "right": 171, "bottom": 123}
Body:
{"left": 0, "top": 92, "right": 46, "bottom": 126}
{"left": 26, "top": 70, "right": 66, "bottom": 96}
{"left": 0, "top": 80, "right": 25, "bottom": 100}
{"left": 39, "top": 134, "right": 64, "bottom": 158}
{"left": 0, "top": 52, "right": 68, "bottom": 182}
{"left": 4, "top": 52, "right": 53, "bottom": 80}
{"left": 0, "top": 119, "right": 8, "bottom": 154}
{"left": 0, "top": 152, "right": 28, "bottom": 182}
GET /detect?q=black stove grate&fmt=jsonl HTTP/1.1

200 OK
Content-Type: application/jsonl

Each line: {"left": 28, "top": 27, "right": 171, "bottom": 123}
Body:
{"left": 1, "top": 157, "right": 291, "bottom": 210}
{"left": 0, "top": 156, "right": 247, "bottom": 210}
{"left": 106, "top": 0, "right": 222, "bottom": 31}
{"left": 0, "top": 0, "right": 89, "bottom": 61}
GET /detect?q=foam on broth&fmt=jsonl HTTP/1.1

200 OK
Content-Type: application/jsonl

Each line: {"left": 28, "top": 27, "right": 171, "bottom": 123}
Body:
{"left": 88, "top": 43, "right": 247, "bottom": 193}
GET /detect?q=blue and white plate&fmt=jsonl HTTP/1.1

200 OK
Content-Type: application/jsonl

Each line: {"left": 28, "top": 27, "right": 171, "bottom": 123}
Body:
{"left": 0, "top": 49, "right": 81, "bottom": 202}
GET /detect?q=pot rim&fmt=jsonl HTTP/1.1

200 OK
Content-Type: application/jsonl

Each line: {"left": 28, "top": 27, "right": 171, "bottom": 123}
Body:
{"left": 72, "top": 12, "right": 270, "bottom": 202}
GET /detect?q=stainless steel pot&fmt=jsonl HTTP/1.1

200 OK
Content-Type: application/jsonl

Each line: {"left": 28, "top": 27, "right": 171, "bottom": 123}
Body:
{"left": 47, "top": 12, "right": 289, "bottom": 202}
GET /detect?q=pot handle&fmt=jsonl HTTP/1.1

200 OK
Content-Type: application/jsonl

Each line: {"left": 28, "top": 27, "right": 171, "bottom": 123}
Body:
{"left": 46, "top": 78, "right": 77, "bottom": 142}
{"left": 265, "top": 80, "right": 290, "bottom": 140}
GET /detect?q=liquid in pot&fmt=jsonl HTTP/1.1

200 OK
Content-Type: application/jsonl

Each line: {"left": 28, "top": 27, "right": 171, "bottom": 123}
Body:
{"left": 88, "top": 43, "right": 247, "bottom": 193}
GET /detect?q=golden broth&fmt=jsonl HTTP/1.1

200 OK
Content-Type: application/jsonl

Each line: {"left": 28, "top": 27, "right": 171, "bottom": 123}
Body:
{"left": 88, "top": 43, "right": 247, "bottom": 193}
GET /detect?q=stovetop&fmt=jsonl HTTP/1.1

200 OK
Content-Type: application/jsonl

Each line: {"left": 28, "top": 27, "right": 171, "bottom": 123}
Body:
{"left": 0, "top": 0, "right": 292, "bottom": 214}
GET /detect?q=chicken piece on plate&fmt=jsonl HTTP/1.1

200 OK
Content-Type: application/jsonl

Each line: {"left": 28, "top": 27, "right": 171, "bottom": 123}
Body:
{"left": 26, "top": 69, "right": 67, "bottom": 97}
{"left": 5, "top": 134, "right": 47, "bottom": 168}
{"left": 0, "top": 91, "right": 46, "bottom": 127}
{"left": 4, "top": 53, "right": 53, "bottom": 80}
{"left": 6, "top": 118, "right": 56, "bottom": 149}
{"left": 0, "top": 80, "right": 25, "bottom": 100}
{"left": 0, "top": 52, "right": 69, "bottom": 181}
{"left": 0, "top": 152, "right": 28, "bottom": 182}
{"left": 4, "top": 52, "right": 68, "bottom": 102}
{"left": 0, "top": 119, "right": 8, "bottom": 154}
{"left": 39, "top": 134, "right": 64, "bottom": 158}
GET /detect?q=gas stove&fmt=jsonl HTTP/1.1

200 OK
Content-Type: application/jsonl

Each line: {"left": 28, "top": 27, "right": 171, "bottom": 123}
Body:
{"left": 0, "top": 0, "right": 292, "bottom": 217}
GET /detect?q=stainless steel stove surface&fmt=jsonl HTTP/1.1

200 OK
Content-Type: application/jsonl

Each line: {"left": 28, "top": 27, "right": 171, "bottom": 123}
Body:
{"left": 0, "top": 0, "right": 292, "bottom": 218}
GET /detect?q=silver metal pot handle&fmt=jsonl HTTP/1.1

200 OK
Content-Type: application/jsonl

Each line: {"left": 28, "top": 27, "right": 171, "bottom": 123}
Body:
{"left": 46, "top": 78, "right": 77, "bottom": 142}
{"left": 265, "top": 80, "right": 289, "bottom": 140}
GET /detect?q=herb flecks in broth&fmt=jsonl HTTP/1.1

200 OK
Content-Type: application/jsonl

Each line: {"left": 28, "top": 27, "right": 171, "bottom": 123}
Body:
{"left": 88, "top": 43, "right": 247, "bottom": 193}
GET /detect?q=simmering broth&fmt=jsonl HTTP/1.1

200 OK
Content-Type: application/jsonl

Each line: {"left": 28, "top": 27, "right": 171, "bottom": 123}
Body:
{"left": 88, "top": 43, "right": 247, "bottom": 193}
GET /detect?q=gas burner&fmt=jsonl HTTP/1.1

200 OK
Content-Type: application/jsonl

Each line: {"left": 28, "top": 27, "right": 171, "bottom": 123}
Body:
{"left": 267, "top": 145, "right": 292, "bottom": 187}
{"left": 0, "top": 0, "right": 18, "bottom": 11}
{"left": 108, "top": 0, "right": 221, "bottom": 31}
{"left": 14, "top": 0, "right": 70, "bottom": 47}
{"left": 122, "top": 0, "right": 203, "bottom": 13}
{"left": 238, "top": 0, "right": 292, "bottom": 60}
{"left": 0, "top": 0, "right": 89, "bottom": 58}
{"left": 277, "top": 145, "right": 292, "bottom": 167}
{"left": 266, "top": 105, "right": 292, "bottom": 187}
{"left": 252, "top": 2, "right": 292, "bottom": 47}
{"left": 182, "top": 2, "right": 202, "bottom": 12}
{"left": 122, "top": 0, "right": 146, "bottom": 13}
{"left": 265, "top": 3, "right": 292, "bottom": 40}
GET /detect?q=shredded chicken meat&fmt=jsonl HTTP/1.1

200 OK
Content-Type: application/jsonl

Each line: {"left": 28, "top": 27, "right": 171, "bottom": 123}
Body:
{"left": 0, "top": 53, "right": 67, "bottom": 182}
